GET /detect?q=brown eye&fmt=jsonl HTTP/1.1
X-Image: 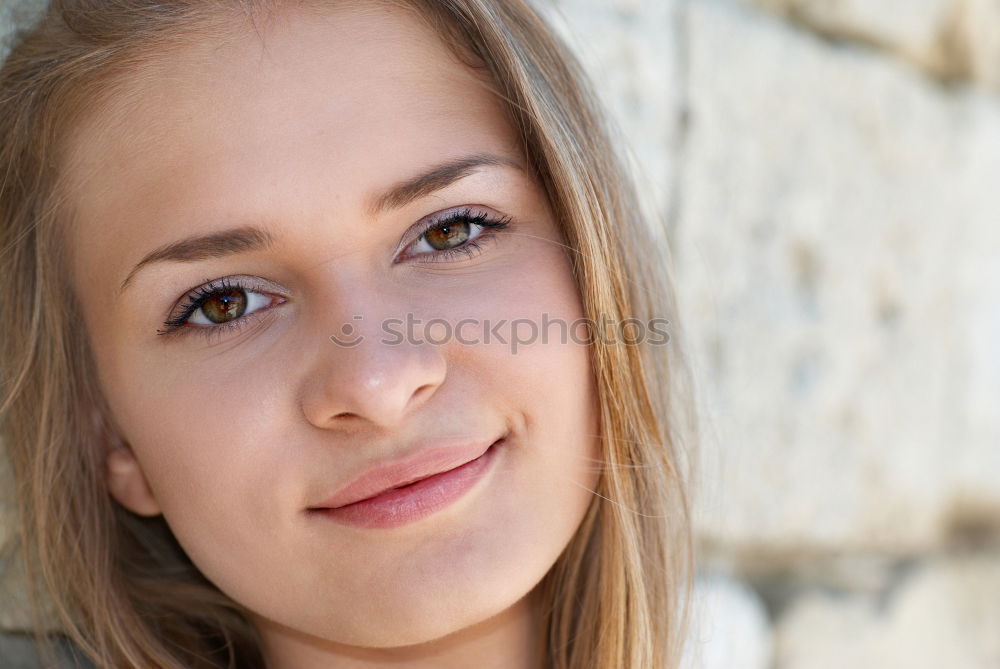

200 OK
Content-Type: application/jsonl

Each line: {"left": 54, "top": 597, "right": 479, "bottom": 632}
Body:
{"left": 423, "top": 221, "right": 471, "bottom": 250}
{"left": 200, "top": 289, "right": 248, "bottom": 324}
{"left": 400, "top": 208, "right": 511, "bottom": 262}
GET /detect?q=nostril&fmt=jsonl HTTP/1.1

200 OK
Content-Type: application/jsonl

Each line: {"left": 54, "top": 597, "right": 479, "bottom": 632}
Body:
{"left": 413, "top": 384, "right": 436, "bottom": 401}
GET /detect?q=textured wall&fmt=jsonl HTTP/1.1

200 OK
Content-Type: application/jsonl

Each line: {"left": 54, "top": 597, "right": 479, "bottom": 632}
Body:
{"left": 541, "top": 1, "right": 1000, "bottom": 667}
{"left": 2, "top": 1, "right": 999, "bottom": 668}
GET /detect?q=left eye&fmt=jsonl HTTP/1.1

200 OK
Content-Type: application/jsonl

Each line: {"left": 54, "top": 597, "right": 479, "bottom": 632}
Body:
{"left": 401, "top": 208, "right": 512, "bottom": 261}
{"left": 186, "top": 288, "right": 272, "bottom": 326}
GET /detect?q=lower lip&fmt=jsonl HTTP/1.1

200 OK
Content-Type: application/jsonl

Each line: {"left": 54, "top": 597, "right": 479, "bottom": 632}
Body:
{"left": 310, "top": 439, "right": 503, "bottom": 530}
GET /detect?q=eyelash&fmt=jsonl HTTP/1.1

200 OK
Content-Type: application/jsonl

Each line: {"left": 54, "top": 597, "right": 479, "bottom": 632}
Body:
{"left": 157, "top": 208, "right": 512, "bottom": 340}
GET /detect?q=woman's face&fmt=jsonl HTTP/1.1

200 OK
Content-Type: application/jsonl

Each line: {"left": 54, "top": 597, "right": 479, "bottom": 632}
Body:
{"left": 66, "top": 2, "right": 599, "bottom": 666}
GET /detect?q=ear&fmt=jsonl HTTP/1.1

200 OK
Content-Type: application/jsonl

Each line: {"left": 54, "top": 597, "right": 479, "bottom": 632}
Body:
{"left": 92, "top": 406, "right": 162, "bottom": 517}
{"left": 105, "top": 446, "right": 162, "bottom": 517}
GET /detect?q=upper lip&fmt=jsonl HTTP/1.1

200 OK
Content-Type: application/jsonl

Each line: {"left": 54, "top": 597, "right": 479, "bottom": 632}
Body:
{"left": 308, "top": 436, "right": 503, "bottom": 509}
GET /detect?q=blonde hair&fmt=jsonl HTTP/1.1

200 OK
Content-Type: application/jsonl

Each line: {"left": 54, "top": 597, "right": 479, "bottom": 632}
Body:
{"left": 0, "top": 1, "right": 698, "bottom": 667}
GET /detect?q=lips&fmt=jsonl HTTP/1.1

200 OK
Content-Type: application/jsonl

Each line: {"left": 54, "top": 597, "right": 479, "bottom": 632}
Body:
{"left": 308, "top": 436, "right": 504, "bottom": 510}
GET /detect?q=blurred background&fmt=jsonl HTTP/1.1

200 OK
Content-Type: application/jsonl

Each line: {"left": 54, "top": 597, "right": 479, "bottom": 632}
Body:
{"left": 537, "top": 1, "right": 1000, "bottom": 667}
{"left": 2, "top": 0, "right": 998, "bottom": 668}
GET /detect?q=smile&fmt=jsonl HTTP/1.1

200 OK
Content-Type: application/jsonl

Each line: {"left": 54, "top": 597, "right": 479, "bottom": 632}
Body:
{"left": 308, "top": 438, "right": 504, "bottom": 530}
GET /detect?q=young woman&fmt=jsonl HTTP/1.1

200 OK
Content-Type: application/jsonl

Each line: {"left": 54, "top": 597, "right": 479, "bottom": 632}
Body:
{"left": 0, "top": 1, "right": 698, "bottom": 667}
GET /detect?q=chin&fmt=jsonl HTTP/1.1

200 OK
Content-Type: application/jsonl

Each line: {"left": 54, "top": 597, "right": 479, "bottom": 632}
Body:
{"left": 325, "top": 581, "right": 524, "bottom": 649}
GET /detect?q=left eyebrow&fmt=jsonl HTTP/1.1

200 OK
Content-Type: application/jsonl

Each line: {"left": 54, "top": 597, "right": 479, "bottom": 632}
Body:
{"left": 367, "top": 153, "right": 524, "bottom": 215}
{"left": 116, "top": 152, "right": 524, "bottom": 296}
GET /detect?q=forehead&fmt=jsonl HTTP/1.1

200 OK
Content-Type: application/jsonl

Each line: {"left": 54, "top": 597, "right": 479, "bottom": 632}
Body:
{"left": 63, "top": 1, "right": 518, "bottom": 285}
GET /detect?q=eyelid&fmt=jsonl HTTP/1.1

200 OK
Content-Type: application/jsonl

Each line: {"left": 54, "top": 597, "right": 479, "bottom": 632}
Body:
{"left": 171, "top": 275, "right": 285, "bottom": 316}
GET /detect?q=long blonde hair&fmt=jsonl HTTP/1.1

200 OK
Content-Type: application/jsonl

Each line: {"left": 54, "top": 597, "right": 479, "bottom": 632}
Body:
{"left": 0, "top": 1, "right": 698, "bottom": 667}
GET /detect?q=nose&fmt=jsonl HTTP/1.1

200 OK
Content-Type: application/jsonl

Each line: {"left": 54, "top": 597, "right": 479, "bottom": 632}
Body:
{"left": 298, "top": 297, "right": 447, "bottom": 431}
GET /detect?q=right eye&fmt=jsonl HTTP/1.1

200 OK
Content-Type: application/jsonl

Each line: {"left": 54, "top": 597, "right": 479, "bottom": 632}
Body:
{"left": 157, "top": 276, "right": 286, "bottom": 338}
{"left": 185, "top": 286, "right": 271, "bottom": 326}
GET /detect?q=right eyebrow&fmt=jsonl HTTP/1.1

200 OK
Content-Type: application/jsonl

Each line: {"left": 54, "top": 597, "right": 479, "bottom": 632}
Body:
{"left": 116, "top": 225, "right": 275, "bottom": 296}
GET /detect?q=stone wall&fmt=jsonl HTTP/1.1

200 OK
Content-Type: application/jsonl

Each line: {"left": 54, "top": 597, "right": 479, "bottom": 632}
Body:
{"left": 2, "top": 1, "right": 999, "bottom": 668}
{"left": 541, "top": 1, "right": 1000, "bottom": 667}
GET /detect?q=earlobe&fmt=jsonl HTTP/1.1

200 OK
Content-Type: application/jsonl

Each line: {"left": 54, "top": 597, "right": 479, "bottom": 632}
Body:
{"left": 91, "top": 405, "right": 162, "bottom": 517}
{"left": 105, "top": 446, "right": 162, "bottom": 517}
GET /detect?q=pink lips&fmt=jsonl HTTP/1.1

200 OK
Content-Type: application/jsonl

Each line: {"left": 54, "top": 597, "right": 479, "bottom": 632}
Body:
{"left": 307, "top": 437, "right": 504, "bottom": 529}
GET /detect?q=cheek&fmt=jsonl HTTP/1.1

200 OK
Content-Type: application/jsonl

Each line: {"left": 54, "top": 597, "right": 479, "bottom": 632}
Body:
{"left": 429, "top": 240, "right": 602, "bottom": 589}
{"left": 93, "top": 334, "right": 297, "bottom": 576}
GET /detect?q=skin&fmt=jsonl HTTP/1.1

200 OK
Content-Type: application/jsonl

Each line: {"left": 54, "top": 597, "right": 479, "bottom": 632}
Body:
{"left": 65, "top": 3, "right": 600, "bottom": 668}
